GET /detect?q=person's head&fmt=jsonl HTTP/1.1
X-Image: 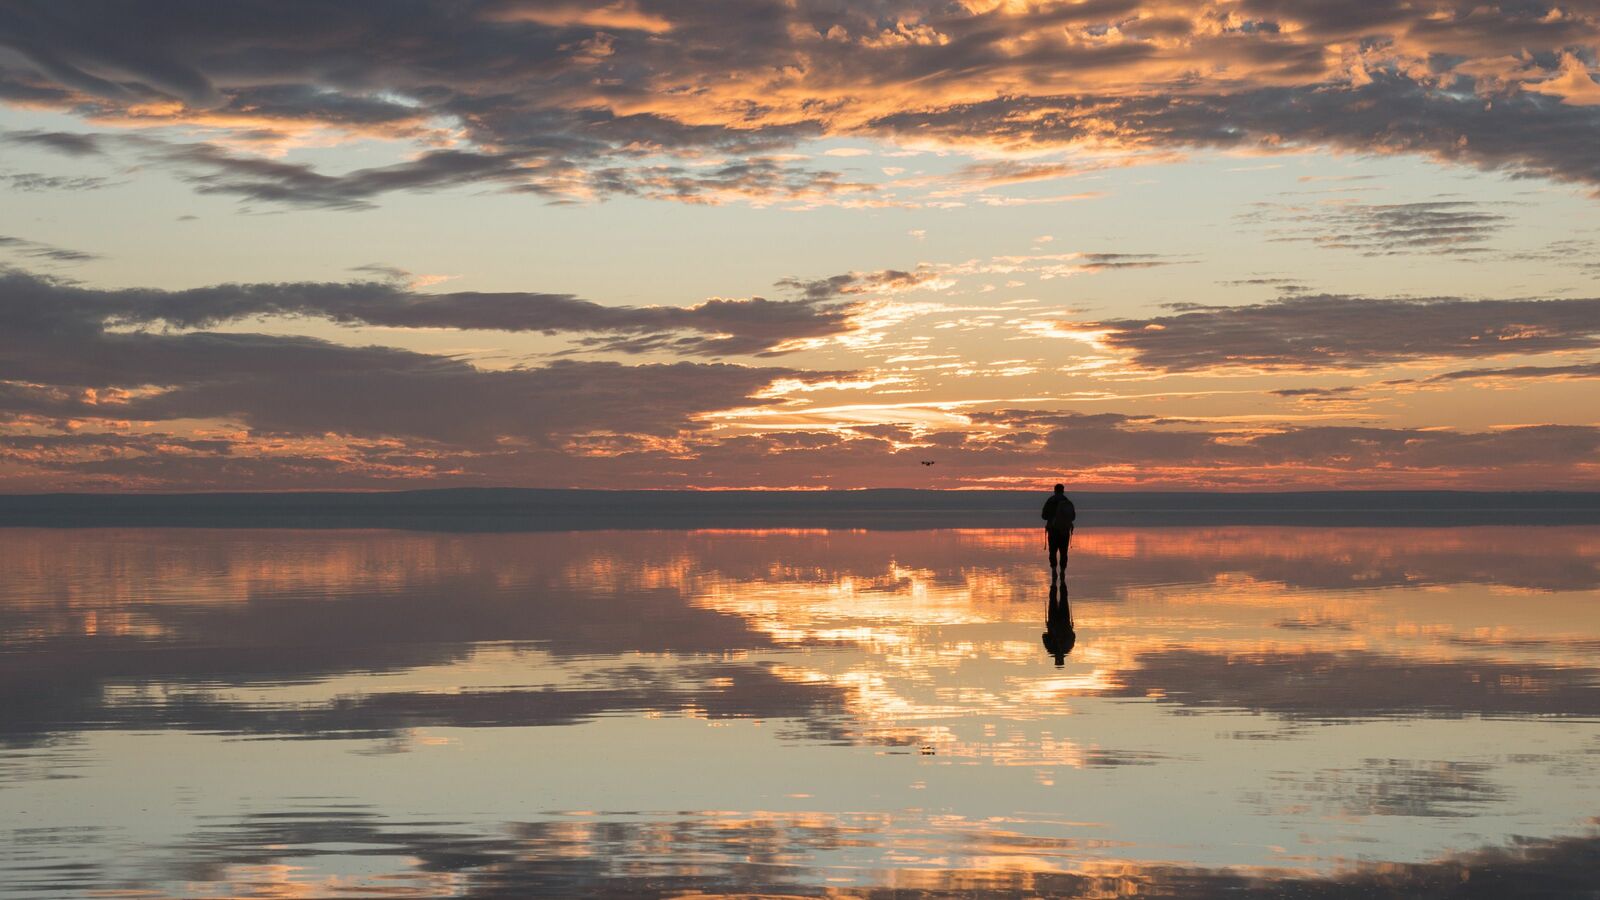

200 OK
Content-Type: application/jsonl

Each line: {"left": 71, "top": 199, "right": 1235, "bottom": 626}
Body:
{"left": 1053, "top": 483, "right": 1064, "bottom": 494}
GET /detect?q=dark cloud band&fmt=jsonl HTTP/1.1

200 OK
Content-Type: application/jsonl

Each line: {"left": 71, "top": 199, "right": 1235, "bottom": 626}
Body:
{"left": 0, "top": 267, "right": 873, "bottom": 357}
{"left": 1070, "top": 294, "right": 1600, "bottom": 372}
{"left": 0, "top": 269, "right": 822, "bottom": 447}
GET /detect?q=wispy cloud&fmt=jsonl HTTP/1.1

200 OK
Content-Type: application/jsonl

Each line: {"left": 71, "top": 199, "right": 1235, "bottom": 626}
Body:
{"left": 1397, "top": 360, "right": 1600, "bottom": 385}
{"left": 0, "top": 233, "right": 101, "bottom": 264}
{"left": 2, "top": 170, "right": 112, "bottom": 191}
{"left": 1244, "top": 199, "right": 1514, "bottom": 256}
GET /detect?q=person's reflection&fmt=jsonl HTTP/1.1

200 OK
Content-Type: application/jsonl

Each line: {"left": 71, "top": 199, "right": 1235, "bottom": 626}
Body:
{"left": 1042, "top": 581, "right": 1076, "bottom": 666}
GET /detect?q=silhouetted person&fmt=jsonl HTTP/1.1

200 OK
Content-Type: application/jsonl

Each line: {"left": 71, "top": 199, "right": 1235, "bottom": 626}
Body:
{"left": 1042, "top": 581, "right": 1075, "bottom": 666}
{"left": 1041, "top": 483, "right": 1075, "bottom": 585}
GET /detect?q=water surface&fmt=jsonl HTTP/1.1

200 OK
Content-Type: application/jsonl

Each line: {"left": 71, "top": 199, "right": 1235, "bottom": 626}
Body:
{"left": 2, "top": 526, "right": 1597, "bottom": 897}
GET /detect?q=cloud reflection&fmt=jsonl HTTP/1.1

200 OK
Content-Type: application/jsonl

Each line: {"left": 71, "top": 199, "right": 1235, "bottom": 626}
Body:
{"left": 109, "top": 804, "right": 1600, "bottom": 899}
{"left": 2, "top": 525, "right": 1596, "bottom": 750}
{"left": 2, "top": 525, "right": 1599, "bottom": 896}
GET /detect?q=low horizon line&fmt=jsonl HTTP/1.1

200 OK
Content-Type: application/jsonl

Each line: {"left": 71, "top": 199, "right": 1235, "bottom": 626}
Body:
{"left": 4, "top": 488, "right": 1596, "bottom": 531}
{"left": 5, "top": 487, "right": 1598, "bottom": 497}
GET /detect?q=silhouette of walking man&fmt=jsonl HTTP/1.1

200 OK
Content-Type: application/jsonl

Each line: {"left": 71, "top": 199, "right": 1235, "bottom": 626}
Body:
{"left": 1041, "top": 483, "right": 1075, "bottom": 585}
{"left": 1042, "top": 581, "right": 1075, "bottom": 666}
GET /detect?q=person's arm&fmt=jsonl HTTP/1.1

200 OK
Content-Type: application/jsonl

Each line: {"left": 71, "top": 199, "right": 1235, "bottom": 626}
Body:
{"left": 1041, "top": 496, "right": 1057, "bottom": 521}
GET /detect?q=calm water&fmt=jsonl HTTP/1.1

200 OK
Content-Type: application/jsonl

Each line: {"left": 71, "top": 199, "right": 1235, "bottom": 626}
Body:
{"left": 2, "top": 526, "right": 1597, "bottom": 897}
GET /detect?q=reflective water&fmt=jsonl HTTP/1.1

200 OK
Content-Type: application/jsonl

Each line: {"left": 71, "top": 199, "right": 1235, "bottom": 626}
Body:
{"left": 1, "top": 526, "right": 1597, "bottom": 898}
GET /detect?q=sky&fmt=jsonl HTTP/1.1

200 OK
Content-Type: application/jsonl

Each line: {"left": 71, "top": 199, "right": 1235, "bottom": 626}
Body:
{"left": 0, "top": 0, "right": 1598, "bottom": 491}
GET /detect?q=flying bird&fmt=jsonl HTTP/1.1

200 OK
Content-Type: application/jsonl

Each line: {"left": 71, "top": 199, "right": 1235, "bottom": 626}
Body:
{"left": 920, "top": 460, "right": 936, "bottom": 466}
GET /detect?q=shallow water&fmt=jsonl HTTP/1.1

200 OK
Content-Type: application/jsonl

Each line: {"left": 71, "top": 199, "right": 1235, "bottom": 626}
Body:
{"left": 1, "top": 526, "right": 1597, "bottom": 897}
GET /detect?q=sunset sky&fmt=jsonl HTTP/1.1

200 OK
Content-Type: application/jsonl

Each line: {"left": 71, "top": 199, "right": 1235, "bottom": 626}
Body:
{"left": 1, "top": 0, "right": 1598, "bottom": 491}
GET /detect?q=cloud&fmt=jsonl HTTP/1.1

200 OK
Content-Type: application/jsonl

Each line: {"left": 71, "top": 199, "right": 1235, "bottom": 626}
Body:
{"left": 0, "top": 269, "right": 817, "bottom": 449}
{"left": 1070, "top": 294, "right": 1600, "bottom": 372}
{"left": 1070, "top": 252, "right": 1182, "bottom": 271}
{"left": 1244, "top": 199, "right": 1512, "bottom": 256}
{"left": 481, "top": 0, "right": 674, "bottom": 34}
{"left": 4, "top": 262, "right": 1597, "bottom": 491}
{"left": 1504, "top": 238, "right": 1600, "bottom": 275}
{"left": 579, "top": 157, "right": 874, "bottom": 207}
{"left": 866, "top": 73, "right": 1600, "bottom": 191}
{"left": 954, "top": 409, "right": 1600, "bottom": 487}
{"left": 0, "top": 234, "right": 101, "bottom": 263}
{"left": 126, "top": 357, "right": 802, "bottom": 445}
{"left": 1, "top": 129, "right": 104, "bottom": 156}
{"left": 1268, "top": 385, "right": 1365, "bottom": 405}
{"left": 0, "top": 267, "right": 867, "bottom": 358}
{"left": 11, "top": 393, "right": 1597, "bottom": 490}
{"left": 46, "top": 132, "right": 871, "bottom": 209}
{"left": 3, "top": 5, "right": 1600, "bottom": 208}
{"left": 1406, "top": 360, "right": 1600, "bottom": 384}
{"left": 1268, "top": 386, "right": 1360, "bottom": 398}
{"left": 1221, "top": 276, "right": 1310, "bottom": 294}
{"left": 538, "top": 412, "right": 1600, "bottom": 491}
{"left": 144, "top": 140, "right": 541, "bottom": 211}
{"left": 2, "top": 171, "right": 112, "bottom": 191}
{"left": 1526, "top": 52, "right": 1600, "bottom": 106}
{"left": 774, "top": 267, "right": 940, "bottom": 302}
{"left": 953, "top": 250, "right": 1190, "bottom": 281}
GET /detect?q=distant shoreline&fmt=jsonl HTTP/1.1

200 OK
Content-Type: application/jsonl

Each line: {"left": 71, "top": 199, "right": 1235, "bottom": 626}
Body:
{"left": 1, "top": 489, "right": 1596, "bottom": 530}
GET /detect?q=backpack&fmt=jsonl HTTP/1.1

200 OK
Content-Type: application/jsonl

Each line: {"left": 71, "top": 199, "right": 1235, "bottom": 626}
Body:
{"left": 1049, "top": 497, "right": 1076, "bottom": 532}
